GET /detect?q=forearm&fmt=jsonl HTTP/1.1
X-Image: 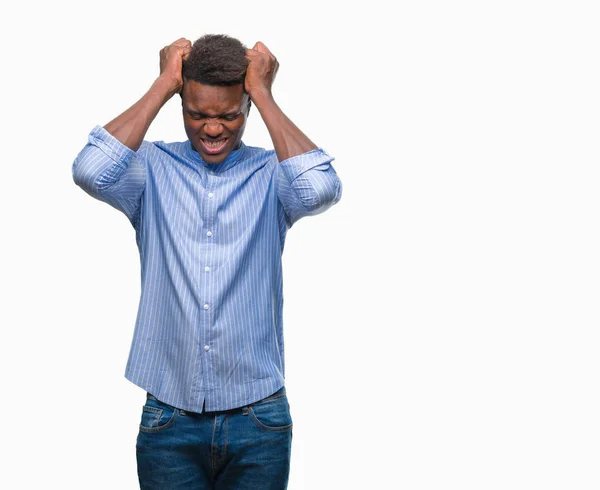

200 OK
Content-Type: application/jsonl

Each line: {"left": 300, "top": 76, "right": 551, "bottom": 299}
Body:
{"left": 104, "top": 76, "right": 176, "bottom": 152}
{"left": 251, "top": 91, "right": 317, "bottom": 162}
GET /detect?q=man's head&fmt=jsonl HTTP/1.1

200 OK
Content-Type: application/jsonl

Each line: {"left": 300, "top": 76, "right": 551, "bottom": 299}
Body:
{"left": 181, "top": 34, "right": 251, "bottom": 164}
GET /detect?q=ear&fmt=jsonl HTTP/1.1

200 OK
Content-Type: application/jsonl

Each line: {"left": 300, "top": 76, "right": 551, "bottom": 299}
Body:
{"left": 243, "top": 92, "right": 252, "bottom": 115}
{"left": 180, "top": 76, "right": 187, "bottom": 98}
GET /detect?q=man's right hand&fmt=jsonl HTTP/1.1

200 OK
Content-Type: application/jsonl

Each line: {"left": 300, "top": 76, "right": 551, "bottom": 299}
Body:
{"left": 102, "top": 38, "right": 192, "bottom": 151}
{"left": 159, "top": 38, "right": 192, "bottom": 96}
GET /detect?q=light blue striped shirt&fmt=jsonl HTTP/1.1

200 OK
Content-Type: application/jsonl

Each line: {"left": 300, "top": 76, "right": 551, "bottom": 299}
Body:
{"left": 72, "top": 125, "right": 342, "bottom": 412}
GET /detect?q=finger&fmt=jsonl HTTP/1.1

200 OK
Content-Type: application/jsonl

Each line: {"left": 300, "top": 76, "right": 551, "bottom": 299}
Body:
{"left": 172, "top": 38, "right": 190, "bottom": 47}
{"left": 172, "top": 43, "right": 191, "bottom": 56}
{"left": 253, "top": 41, "right": 272, "bottom": 55}
{"left": 245, "top": 51, "right": 261, "bottom": 63}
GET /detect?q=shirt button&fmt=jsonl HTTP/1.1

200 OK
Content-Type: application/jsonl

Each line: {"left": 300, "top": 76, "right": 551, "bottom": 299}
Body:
{"left": 205, "top": 266, "right": 211, "bottom": 272}
{"left": 203, "top": 303, "right": 209, "bottom": 310}
{"left": 206, "top": 231, "right": 213, "bottom": 237}
{"left": 208, "top": 192, "right": 214, "bottom": 198}
{"left": 204, "top": 345, "right": 210, "bottom": 351}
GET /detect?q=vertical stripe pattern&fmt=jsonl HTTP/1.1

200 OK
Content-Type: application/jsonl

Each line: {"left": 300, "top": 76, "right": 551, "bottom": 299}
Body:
{"left": 72, "top": 125, "right": 342, "bottom": 413}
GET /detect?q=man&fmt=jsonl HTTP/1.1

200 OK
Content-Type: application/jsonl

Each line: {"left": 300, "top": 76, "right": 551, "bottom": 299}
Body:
{"left": 72, "top": 34, "right": 342, "bottom": 489}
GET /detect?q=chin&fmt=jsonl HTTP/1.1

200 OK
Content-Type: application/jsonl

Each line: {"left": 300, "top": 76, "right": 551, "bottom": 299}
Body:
{"left": 202, "top": 151, "right": 230, "bottom": 164}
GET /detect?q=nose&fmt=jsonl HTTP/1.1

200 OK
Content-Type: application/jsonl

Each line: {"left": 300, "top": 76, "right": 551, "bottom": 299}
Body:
{"left": 204, "top": 120, "right": 224, "bottom": 137}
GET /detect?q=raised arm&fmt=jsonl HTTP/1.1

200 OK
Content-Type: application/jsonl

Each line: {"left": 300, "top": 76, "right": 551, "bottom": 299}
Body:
{"left": 244, "top": 41, "right": 316, "bottom": 162}
{"left": 245, "top": 42, "right": 342, "bottom": 227}
{"left": 104, "top": 38, "right": 192, "bottom": 150}
{"left": 72, "top": 38, "right": 192, "bottom": 224}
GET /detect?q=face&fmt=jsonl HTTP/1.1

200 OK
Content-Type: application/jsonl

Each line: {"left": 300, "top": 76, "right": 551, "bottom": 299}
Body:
{"left": 182, "top": 80, "right": 249, "bottom": 164}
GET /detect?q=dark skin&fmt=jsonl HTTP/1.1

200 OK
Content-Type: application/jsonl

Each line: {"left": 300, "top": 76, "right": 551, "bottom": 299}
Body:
{"left": 104, "top": 37, "right": 316, "bottom": 163}
{"left": 181, "top": 81, "right": 250, "bottom": 165}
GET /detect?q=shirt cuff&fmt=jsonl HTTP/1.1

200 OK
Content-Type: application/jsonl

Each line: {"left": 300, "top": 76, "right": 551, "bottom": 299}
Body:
{"left": 88, "top": 125, "right": 138, "bottom": 166}
{"left": 279, "top": 148, "right": 334, "bottom": 183}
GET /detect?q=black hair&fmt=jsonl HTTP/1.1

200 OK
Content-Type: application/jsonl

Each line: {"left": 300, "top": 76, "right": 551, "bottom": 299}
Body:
{"left": 182, "top": 34, "right": 248, "bottom": 86}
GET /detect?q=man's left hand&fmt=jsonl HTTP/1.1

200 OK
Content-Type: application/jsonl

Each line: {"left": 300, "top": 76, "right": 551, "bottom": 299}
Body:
{"left": 245, "top": 42, "right": 279, "bottom": 99}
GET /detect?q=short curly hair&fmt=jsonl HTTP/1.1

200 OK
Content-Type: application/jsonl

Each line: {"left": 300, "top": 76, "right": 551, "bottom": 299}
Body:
{"left": 182, "top": 34, "right": 248, "bottom": 86}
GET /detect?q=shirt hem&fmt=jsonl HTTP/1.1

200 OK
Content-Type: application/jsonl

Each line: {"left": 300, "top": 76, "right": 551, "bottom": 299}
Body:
{"left": 124, "top": 369, "right": 285, "bottom": 414}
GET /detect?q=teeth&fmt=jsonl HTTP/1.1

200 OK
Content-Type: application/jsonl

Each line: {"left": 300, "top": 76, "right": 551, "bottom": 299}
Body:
{"left": 204, "top": 139, "right": 226, "bottom": 148}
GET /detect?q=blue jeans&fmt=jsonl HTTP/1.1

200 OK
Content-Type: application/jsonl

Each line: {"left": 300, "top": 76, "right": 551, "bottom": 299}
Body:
{"left": 136, "top": 387, "right": 293, "bottom": 489}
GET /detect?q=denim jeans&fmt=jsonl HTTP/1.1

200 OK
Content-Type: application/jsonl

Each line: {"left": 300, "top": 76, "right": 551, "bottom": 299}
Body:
{"left": 136, "top": 386, "right": 293, "bottom": 489}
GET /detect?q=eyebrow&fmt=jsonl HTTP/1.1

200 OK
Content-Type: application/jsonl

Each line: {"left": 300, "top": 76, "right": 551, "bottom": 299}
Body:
{"left": 185, "top": 107, "right": 242, "bottom": 118}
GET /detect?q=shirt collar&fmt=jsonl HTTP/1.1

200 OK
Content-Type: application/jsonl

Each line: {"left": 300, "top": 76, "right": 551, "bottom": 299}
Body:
{"left": 184, "top": 139, "right": 249, "bottom": 174}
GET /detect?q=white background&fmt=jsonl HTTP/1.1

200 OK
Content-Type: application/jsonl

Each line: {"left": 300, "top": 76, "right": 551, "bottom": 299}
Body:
{"left": 1, "top": 0, "right": 599, "bottom": 488}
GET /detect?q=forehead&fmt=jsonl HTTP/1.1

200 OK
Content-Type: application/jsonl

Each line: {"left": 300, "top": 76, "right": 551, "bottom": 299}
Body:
{"left": 182, "top": 80, "right": 247, "bottom": 113}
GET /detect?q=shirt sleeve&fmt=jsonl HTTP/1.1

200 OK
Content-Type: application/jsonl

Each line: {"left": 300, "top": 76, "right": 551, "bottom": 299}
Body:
{"left": 72, "top": 125, "right": 147, "bottom": 226}
{"left": 275, "top": 148, "right": 343, "bottom": 228}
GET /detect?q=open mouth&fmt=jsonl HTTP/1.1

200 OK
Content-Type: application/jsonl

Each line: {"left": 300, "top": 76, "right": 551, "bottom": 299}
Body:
{"left": 200, "top": 138, "right": 229, "bottom": 155}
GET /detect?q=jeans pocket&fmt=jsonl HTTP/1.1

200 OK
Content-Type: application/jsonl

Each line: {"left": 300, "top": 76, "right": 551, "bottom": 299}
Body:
{"left": 139, "top": 394, "right": 178, "bottom": 433}
{"left": 248, "top": 393, "right": 293, "bottom": 432}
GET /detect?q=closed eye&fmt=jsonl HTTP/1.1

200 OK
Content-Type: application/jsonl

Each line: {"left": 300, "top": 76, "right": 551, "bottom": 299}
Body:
{"left": 187, "top": 110, "right": 241, "bottom": 122}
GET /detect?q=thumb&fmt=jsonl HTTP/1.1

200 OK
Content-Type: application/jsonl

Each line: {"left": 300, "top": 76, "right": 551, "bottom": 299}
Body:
{"left": 252, "top": 41, "right": 271, "bottom": 55}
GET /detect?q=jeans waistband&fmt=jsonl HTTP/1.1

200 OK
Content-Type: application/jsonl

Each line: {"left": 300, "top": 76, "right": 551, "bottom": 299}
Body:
{"left": 146, "top": 385, "right": 286, "bottom": 413}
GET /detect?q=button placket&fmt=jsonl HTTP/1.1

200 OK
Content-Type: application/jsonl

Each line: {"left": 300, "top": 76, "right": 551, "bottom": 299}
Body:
{"left": 201, "top": 171, "right": 218, "bottom": 393}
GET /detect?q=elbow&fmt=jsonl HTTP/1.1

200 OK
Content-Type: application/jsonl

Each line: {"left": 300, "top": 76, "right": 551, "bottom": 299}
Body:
{"left": 71, "top": 144, "right": 115, "bottom": 196}
{"left": 72, "top": 154, "right": 98, "bottom": 195}
{"left": 72, "top": 156, "right": 89, "bottom": 190}
{"left": 302, "top": 175, "right": 343, "bottom": 213}
{"left": 72, "top": 144, "right": 122, "bottom": 195}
